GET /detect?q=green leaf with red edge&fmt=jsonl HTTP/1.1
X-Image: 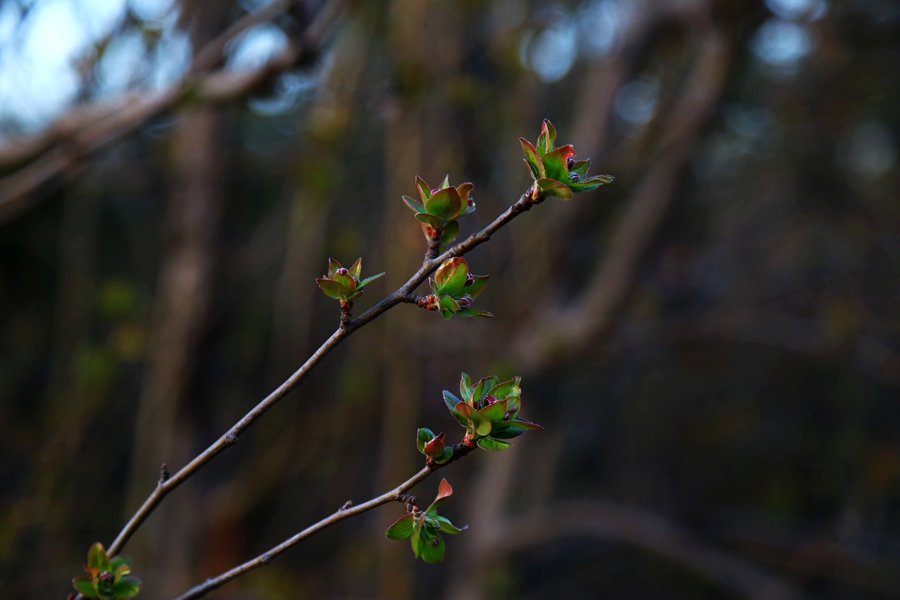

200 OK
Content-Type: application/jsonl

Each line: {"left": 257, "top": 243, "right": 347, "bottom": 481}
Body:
{"left": 416, "top": 176, "right": 431, "bottom": 202}
{"left": 490, "top": 419, "right": 543, "bottom": 439}
{"left": 460, "top": 373, "right": 473, "bottom": 402}
{"left": 455, "top": 402, "right": 492, "bottom": 436}
{"left": 317, "top": 278, "right": 349, "bottom": 300}
{"left": 536, "top": 178, "right": 573, "bottom": 200}
{"left": 74, "top": 577, "right": 98, "bottom": 598}
{"left": 112, "top": 576, "right": 140, "bottom": 599}
{"left": 417, "top": 527, "right": 446, "bottom": 563}
{"left": 464, "top": 274, "right": 489, "bottom": 299}
{"left": 435, "top": 515, "right": 467, "bottom": 534}
{"left": 402, "top": 195, "right": 425, "bottom": 213}
{"left": 477, "top": 437, "right": 512, "bottom": 451}
{"left": 474, "top": 376, "right": 499, "bottom": 402}
{"left": 443, "top": 391, "right": 469, "bottom": 427}
{"left": 441, "top": 219, "right": 460, "bottom": 244}
{"left": 417, "top": 427, "right": 436, "bottom": 453}
{"left": 348, "top": 258, "right": 362, "bottom": 279}
{"left": 110, "top": 556, "right": 130, "bottom": 571}
{"left": 423, "top": 432, "right": 446, "bottom": 459}
{"left": 87, "top": 543, "right": 110, "bottom": 573}
{"left": 425, "top": 187, "right": 462, "bottom": 220}
{"left": 327, "top": 258, "right": 342, "bottom": 278}
{"left": 434, "top": 447, "right": 453, "bottom": 464}
{"left": 359, "top": 272, "right": 385, "bottom": 288}
{"left": 415, "top": 213, "right": 443, "bottom": 228}
{"left": 113, "top": 563, "right": 130, "bottom": 582}
{"left": 426, "top": 478, "right": 453, "bottom": 514}
{"left": 439, "top": 295, "right": 460, "bottom": 319}
{"left": 479, "top": 399, "right": 508, "bottom": 422}
{"left": 455, "top": 308, "right": 494, "bottom": 318}
{"left": 333, "top": 272, "right": 357, "bottom": 293}
{"left": 519, "top": 138, "right": 544, "bottom": 179}
{"left": 536, "top": 122, "right": 551, "bottom": 155}
{"left": 433, "top": 258, "right": 468, "bottom": 296}
{"left": 488, "top": 377, "right": 520, "bottom": 400}
{"left": 439, "top": 174, "right": 450, "bottom": 190}
{"left": 386, "top": 513, "right": 418, "bottom": 540}
{"left": 542, "top": 145, "right": 576, "bottom": 181}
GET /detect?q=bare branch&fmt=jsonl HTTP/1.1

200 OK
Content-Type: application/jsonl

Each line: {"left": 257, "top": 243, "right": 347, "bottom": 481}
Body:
{"left": 102, "top": 188, "right": 539, "bottom": 559}
{"left": 174, "top": 440, "right": 476, "bottom": 600}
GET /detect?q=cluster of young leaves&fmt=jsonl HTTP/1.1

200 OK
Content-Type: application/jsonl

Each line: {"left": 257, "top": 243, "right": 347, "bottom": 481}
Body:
{"left": 443, "top": 373, "right": 542, "bottom": 450}
{"left": 315, "top": 258, "right": 384, "bottom": 304}
{"left": 425, "top": 257, "right": 492, "bottom": 319}
{"left": 520, "top": 119, "right": 614, "bottom": 200}
{"left": 385, "top": 479, "right": 466, "bottom": 563}
{"left": 402, "top": 176, "right": 476, "bottom": 245}
{"left": 72, "top": 543, "right": 140, "bottom": 599}
{"left": 416, "top": 427, "right": 453, "bottom": 464}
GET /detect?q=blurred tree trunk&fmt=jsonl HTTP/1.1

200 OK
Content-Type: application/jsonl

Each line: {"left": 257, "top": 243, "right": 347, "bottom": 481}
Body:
{"left": 124, "top": 105, "right": 224, "bottom": 596}
{"left": 374, "top": 1, "right": 429, "bottom": 597}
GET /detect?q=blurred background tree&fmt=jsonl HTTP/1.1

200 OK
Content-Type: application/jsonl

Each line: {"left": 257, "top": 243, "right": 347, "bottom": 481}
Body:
{"left": 1, "top": 0, "right": 899, "bottom": 598}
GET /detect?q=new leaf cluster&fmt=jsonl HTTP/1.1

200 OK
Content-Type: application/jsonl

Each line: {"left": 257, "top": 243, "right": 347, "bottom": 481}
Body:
{"left": 443, "top": 373, "right": 542, "bottom": 450}
{"left": 72, "top": 543, "right": 140, "bottom": 599}
{"left": 385, "top": 479, "right": 466, "bottom": 563}
{"left": 402, "top": 175, "right": 476, "bottom": 245}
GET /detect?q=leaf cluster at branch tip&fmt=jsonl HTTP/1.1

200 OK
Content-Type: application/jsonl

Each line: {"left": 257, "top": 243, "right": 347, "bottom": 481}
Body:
{"left": 385, "top": 479, "right": 466, "bottom": 563}
{"left": 72, "top": 543, "right": 140, "bottom": 599}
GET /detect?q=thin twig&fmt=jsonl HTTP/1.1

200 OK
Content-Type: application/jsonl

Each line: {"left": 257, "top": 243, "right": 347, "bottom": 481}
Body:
{"left": 103, "top": 189, "right": 537, "bottom": 559}
{"left": 174, "top": 441, "right": 476, "bottom": 599}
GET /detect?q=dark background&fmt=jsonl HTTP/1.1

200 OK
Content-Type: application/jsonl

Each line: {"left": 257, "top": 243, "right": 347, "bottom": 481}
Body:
{"left": 1, "top": 0, "right": 899, "bottom": 598}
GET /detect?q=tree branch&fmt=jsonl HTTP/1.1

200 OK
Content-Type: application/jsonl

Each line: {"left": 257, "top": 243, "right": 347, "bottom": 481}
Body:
{"left": 102, "top": 188, "right": 538, "bottom": 559}
{"left": 174, "top": 441, "right": 476, "bottom": 600}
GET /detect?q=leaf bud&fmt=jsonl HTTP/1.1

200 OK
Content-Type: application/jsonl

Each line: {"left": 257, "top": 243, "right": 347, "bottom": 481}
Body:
{"left": 457, "top": 297, "right": 471, "bottom": 308}
{"left": 464, "top": 273, "right": 475, "bottom": 286}
{"left": 566, "top": 157, "right": 575, "bottom": 169}
{"left": 336, "top": 267, "right": 349, "bottom": 276}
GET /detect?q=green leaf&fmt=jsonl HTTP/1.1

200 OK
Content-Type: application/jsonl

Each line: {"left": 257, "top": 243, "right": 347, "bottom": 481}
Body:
{"left": 479, "top": 399, "right": 508, "bottom": 422}
{"left": 333, "top": 272, "right": 356, "bottom": 293}
{"left": 536, "top": 178, "right": 573, "bottom": 200}
{"left": 417, "top": 428, "right": 436, "bottom": 453}
{"left": 441, "top": 219, "right": 460, "bottom": 245}
{"left": 477, "top": 437, "right": 512, "bottom": 451}
{"left": 519, "top": 138, "right": 544, "bottom": 179}
{"left": 415, "top": 176, "right": 431, "bottom": 202}
{"left": 415, "top": 212, "right": 443, "bottom": 228}
{"left": 455, "top": 402, "right": 492, "bottom": 436}
{"left": 113, "top": 563, "right": 130, "bottom": 582}
{"left": 435, "top": 515, "right": 467, "bottom": 534}
{"left": 459, "top": 373, "right": 473, "bottom": 402}
{"left": 402, "top": 195, "right": 425, "bottom": 213}
{"left": 434, "top": 447, "right": 454, "bottom": 464}
{"left": 455, "top": 308, "right": 494, "bottom": 318}
{"left": 485, "top": 425, "right": 527, "bottom": 439}
{"left": 359, "top": 272, "right": 385, "bottom": 288}
{"left": 571, "top": 159, "right": 591, "bottom": 178}
{"left": 348, "top": 257, "right": 363, "bottom": 279}
{"left": 327, "top": 258, "right": 342, "bottom": 278}
{"left": 439, "top": 174, "right": 450, "bottom": 189}
{"left": 439, "top": 295, "right": 460, "bottom": 320}
{"left": 543, "top": 119, "right": 557, "bottom": 153}
{"left": 488, "top": 377, "right": 520, "bottom": 400}
{"left": 111, "top": 576, "right": 141, "bottom": 599}
{"left": 88, "top": 543, "right": 110, "bottom": 572}
{"left": 417, "top": 527, "right": 446, "bottom": 563}
{"left": 425, "top": 187, "right": 462, "bottom": 220}
{"left": 433, "top": 258, "right": 468, "bottom": 296}
{"left": 541, "top": 145, "right": 576, "bottom": 181}
{"left": 464, "top": 274, "right": 489, "bottom": 299}
{"left": 443, "top": 391, "right": 469, "bottom": 428}
{"left": 110, "top": 556, "right": 131, "bottom": 571}
{"left": 409, "top": 514, "right": 427, "bottom": 557}
{"left": 568, "top": 174, "right": 615, "bottom": 193}
{"left": 476, "top": 376, "right": 499, "bottom": 402}
{"left": 316, "top": 278, "right": 349, "bottom": 300}
{"left": 536, "top": 120, "right": 553, "bottom": 155}
{"left": 73, "top": 577, "right": 98, "bottom": 598}
{"left": 386, "top": 514, "right": 418, "bottom": 540}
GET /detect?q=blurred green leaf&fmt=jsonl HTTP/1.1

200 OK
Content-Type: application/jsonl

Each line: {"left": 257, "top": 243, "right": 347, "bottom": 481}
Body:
{"left": 111, "top": 575, "right": 140, "bottom": 599}
{"left": 386, "top": 514, "right": 418, "bottom": 540}
{"left": 417, "top": 427, "right": 436, "bottom": 453}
